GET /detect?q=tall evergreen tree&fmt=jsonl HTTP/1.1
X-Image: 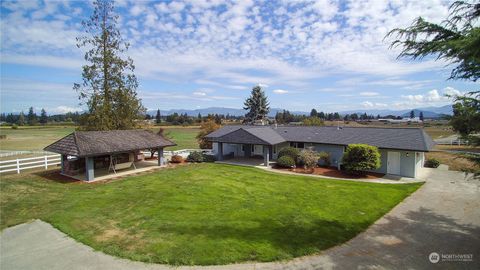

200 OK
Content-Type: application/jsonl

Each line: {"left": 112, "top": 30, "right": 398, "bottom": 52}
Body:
{"left": 310, "top": 109, "right": 318, "bottom": 117}
{"left": 156, "top": 109, "right": 161, "bottom": 124}
{"left": 243, "top": 85, "right": 270, "bottom": 124}
{"left": 18, "top": 112, "right": 25, "bottom": 126}
{"left": 419, "top": 111, "right": 424, "bottom": 121}
{"left": 39, "top": 108, "right": 48, "bottom": 124}
{"left": 410, "top": 110, "right": 415, "bottom": 118}
{"left": 27, "top": 107, "right": 37, "bottom": 125}
{"left": 74, "top": 0, "right": 145, "bottom": 130}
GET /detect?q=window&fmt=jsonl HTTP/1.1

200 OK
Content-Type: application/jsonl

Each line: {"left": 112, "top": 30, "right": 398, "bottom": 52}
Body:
{"left": 241, "top": 145, "right": 245, "bottom": 151}
{"left": 289, "top": 142, "right": 305, "bottom": 149}
{"left": 251, "top": 145, "right": 255, "bottom": 152}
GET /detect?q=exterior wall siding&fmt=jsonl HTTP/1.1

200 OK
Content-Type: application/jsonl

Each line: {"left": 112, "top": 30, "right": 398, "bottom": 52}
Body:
{"left": 213, "top": 141, "right": 422, "bottom": 178}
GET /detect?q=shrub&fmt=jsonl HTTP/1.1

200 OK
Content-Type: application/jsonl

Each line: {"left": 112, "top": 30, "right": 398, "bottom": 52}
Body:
{"left": 341, "top": 144, "right": 381, "bottom": 175}
{"left": 186, "top": 151, "right": 204, "bottom": 163}
{"left": 277, "top": 147, "right": 300, "bottom": 161}
{"left": 318, "top": 151, "right": 331, "bottom": 167}
{"left": 424, "top": 158, "right": 440, "bottom": 168}
{"left": 170, "top": 155, "right": 183, "bottom": 163}
{"left": 11, "top": 124, "right": 18, "bottom": 129}
{"left": 277, "top": 156, "right": 295, "bottom": 168}
{"left": 298, "top": 149, "right": 320, "bottom": 169}
{"left": 203, "top": 154, "right": 216, "bottom": 162}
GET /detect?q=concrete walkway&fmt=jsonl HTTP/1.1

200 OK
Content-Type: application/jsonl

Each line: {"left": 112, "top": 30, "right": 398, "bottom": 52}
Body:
{"left": 1, "top": 169, "right": 479, "bottom": 270}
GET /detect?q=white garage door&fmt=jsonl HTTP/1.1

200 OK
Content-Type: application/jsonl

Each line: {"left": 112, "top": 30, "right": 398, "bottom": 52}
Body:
{"left": 387, "top": 151, "right": 401, "bottom": 175}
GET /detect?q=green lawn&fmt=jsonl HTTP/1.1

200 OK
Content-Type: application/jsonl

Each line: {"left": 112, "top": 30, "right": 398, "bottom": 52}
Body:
{"left": 0, "top": 126, "right": 199, "bottom": 151}
{"left": 0, "top": 163, "right": 421, "bottom": 265}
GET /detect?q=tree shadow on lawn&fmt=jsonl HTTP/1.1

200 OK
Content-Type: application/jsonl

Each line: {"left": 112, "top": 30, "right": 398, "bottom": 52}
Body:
{"left": 144, "top": 208, "right": 479, "bottom": 267}
{"left": 153, "top": 216, "right": 371, "bottom": 262}
{"left": 317, "top": 207, "right": 480, "bottom": 270}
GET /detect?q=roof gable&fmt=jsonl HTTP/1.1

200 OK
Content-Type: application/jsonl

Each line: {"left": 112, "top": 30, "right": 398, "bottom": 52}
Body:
{"left": 207, "top": 125, "right": 435, "bottom": 151}
{"left": 44, "top": 130, "right": 176, "bottom": 157}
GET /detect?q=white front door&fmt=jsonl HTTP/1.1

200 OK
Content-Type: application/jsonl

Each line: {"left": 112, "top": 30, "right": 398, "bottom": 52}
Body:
{"left": 387, "top": 151, "right": 401, "bottom": 175}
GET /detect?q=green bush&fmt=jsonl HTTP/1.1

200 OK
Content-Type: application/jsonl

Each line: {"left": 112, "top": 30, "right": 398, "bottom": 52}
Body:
{"left": 186, "top": 151, "right": 204, "bottom": 163}
{"left": 318, "top": 151, "right": 331, "bottom": 167}
{"left": 277, "top": 156, "right": 295, "bottom": 168}
{"left": 11, "top": 124, "right": 18, "bottom": 129}
{"left": 424, "top": 158, "right": 440, "bottom": 168}
{"left": 170, "top": 155, "right": 183, "bottom": 163}
{"left": 341, "top": 144, "right": 381, "bottom": 175}
{"left": 203, "top": 154, "right": 216, "bottom": 162}
{"left": 297, "top": 149, "right": 320, "bottom": 169}
{"left": 277, "top": 147, "right": 300, "bottom": 161}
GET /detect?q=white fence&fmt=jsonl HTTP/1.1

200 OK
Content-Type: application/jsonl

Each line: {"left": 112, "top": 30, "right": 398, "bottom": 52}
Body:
{"left": 0, "top": 150, "right": 53, "bottom": 158}
{"left": 0, "top": 154, "right": 61, "bottom": 174}
{"left": 0, "top": 149, "right": 214, "bottom": 174}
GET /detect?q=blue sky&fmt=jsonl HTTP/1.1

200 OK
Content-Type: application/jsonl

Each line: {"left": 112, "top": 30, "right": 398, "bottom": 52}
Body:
{"left": 0, "top": 0, "right": 475, "bottom": 114}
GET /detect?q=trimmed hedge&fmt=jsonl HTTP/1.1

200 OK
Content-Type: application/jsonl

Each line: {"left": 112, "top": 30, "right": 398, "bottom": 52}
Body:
{"left": 424, "top": 158, "right": 440, "bottom": 168}
{"left": 186, "top": 151, "right": 204, "bottom": 163}
{"left": 277, "top": 156, "right": 295, "bottom": 168}
{"left": 277, "top": 147, "right": 300, "bottom": 161}
{"left": 342, "top": 144, "right": 381, "bottom": 175}
{"left": 203, "top": 154, "right": 216, "bottom": 163}
{"left": 170, "top": 155, "right": 183, "bottom": 163}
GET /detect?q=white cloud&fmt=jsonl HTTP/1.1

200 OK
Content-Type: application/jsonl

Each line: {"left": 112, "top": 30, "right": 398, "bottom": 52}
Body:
{"left": 49, "top": 106, "right": 82, "bottom": 114}
{"left": 193, "top": 91, "right": 207, "bottom": 96}
{"left": 359, "top": 91, "right": 379, "bottom": 96}
{"left": 273, "top": 89, "right": 288, "bottom": 94}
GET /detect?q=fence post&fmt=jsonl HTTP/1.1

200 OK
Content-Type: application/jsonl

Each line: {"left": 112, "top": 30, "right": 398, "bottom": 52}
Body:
{"left": 16, "top": 159, "right": 20, "bottom": 174}
{"left": 44, "top": 156, "right": 48, "bottom": 169}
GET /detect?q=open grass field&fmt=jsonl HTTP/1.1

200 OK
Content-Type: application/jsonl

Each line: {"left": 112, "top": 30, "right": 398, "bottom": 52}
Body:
{"left": 0, "top": 163, "right": 421, "bottom": 265}
{"left": 426, "top": 151, "right": 476, "bottom": 172}
{"left": 0, "top": 126, "right": 200, "bottom": 151}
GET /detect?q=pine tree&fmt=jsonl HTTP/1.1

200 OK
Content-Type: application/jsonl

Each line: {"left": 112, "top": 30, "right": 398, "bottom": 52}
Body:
{"left": 27, "top": 107, "right": 37, "bottom": 125}
{"left": 156, "top": 109, "right": 161, "bottom": 124}
{"left": 410, "top": 110, "right": 415, "bottom": 118}
{"left": 39, "top": 108, "right": 48, "bottom": 124}
{"left": 419, "top": 111, "right": 424, "bottom": 121}
{"left": 243, "top": 85, "right": 270, "bottom": 124}
{"left": 310, "top": 109, "right": 318, "bottom": 117}
{"left": 74, "top": 0, "right": 145, "bottom": 130}
{"left": 18, "top": 112, "right": 25, "bottom": 126}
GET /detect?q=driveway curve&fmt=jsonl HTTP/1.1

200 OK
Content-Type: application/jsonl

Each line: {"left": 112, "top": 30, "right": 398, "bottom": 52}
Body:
{"left": 1, "top": 168, "right": 479, "bottom": 270}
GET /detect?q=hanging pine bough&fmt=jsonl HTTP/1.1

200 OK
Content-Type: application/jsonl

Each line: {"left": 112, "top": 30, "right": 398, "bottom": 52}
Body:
{"left": 74, "top": 0, "right": 145, "bottom": 131}
{"left": 386, "top": 1, "right": 480, "bottom": 82}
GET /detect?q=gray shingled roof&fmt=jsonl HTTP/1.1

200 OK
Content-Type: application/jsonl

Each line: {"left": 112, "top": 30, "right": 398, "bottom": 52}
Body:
{"left": 44, "top": 130, "right": 176, "bottom": 157}
{"left": 206, "top": 125, "right": 435, "bottom": 151}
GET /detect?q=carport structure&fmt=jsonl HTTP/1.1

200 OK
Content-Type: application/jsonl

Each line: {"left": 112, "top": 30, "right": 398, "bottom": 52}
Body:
{"left": 44, "top": 129, "right": 176, "bottom": 181}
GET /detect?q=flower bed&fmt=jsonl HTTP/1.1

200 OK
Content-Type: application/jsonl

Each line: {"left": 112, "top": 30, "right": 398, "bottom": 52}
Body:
{"left": 274, "top": 166, "right": 384, "bottom": 179}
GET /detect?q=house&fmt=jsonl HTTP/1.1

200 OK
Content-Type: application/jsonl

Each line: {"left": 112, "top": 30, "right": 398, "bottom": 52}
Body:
{"left": 206, "top": 125, "right": 435, "bottom": 178}
{"left": 44, "top": 130, "right": 175, "bottom": 181}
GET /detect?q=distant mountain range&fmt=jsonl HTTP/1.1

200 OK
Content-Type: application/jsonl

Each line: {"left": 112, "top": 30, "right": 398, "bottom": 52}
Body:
{"left": 148, "top": 105, "right": 453, "bottom": 119}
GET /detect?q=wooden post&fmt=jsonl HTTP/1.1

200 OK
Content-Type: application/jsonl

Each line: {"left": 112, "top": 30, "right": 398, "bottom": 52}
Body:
{"left": 44, "top": 156, "right": 48, "bottom": 169}
{"left": 85, "top": 157, "right": 94, "bottom": 181}
{"left": 16, "top": 159, "right": 20, "bottom": 174}
{"left": 217, "top": 143, "right": 224, "bottom": 161}
{"left": 263, "top": 145, "right": 270, "bottom": 167}
{"left": 158, "top": 147, "right": 164, "bottom": 166}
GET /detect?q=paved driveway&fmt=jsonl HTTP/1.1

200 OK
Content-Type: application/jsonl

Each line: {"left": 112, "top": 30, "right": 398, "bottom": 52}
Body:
{"left": 1, "top": 169, "right": 479, "bottom": 270}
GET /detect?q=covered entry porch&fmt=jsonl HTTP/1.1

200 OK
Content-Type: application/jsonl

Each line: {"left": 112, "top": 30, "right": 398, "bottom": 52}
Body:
{"left": 214, "top": 143, "right": 275, "bottom": 167}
